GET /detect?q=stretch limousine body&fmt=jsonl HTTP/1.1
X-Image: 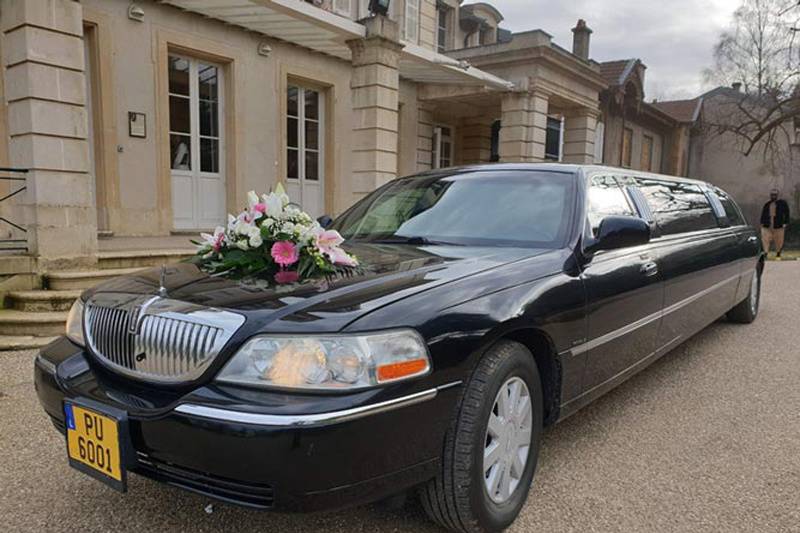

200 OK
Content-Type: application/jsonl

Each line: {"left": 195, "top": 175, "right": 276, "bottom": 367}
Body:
{"left": 35, "top": 164, "right": 762, "bottom": 532}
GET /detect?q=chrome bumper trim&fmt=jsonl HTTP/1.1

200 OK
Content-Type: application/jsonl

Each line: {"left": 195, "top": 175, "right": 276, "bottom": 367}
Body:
{"left": 174, "top": 381, "right": 461, "bottom": 428}
{"left": 35, "top": 354, "right": 57, "bottom": 375}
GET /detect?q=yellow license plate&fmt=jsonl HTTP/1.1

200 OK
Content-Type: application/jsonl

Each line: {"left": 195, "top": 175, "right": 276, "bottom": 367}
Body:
{"left": 65, "top": 403, "right": 124, "bottom": 486}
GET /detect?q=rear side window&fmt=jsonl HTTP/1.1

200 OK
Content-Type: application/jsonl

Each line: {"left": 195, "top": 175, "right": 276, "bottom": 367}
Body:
{"left": 636, "top": 178, "right": 719, "bottom": 235}
{"left": 714, "top": 188, "right": 747, "bottom": 226}
{"left": 587, "top": 176, "right": 636, "bottom": 236}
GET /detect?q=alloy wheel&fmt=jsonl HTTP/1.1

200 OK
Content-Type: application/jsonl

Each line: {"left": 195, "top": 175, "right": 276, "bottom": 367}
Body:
{"left": 483, "top": 376, "right": 533, "bottom": 504}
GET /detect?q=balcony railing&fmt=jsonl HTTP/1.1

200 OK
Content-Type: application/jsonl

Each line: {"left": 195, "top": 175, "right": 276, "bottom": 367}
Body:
{"left": 0, "top": 167, "right": 29, "bottom": 253}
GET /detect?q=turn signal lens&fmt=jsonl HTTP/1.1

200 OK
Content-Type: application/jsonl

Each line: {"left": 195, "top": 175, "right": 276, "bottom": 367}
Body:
{"left": 217, "top": 329, "right": 431, "bottom": 391}
{"left": 377, "top": 358, "right": 429, "bottom": 383}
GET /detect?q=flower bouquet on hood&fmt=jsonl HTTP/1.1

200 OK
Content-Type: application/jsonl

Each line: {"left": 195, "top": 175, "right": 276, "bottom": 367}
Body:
{"left": 193, "top": 184, "right": 358, "bottom": 283}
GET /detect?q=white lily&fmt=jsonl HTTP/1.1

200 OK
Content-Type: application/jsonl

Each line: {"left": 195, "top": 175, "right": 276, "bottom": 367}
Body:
{"left": 247, "top": 190, "right": 259, "bottom": 208}
{"left": 262, "top": 192, "right": 284, "bottom": 217}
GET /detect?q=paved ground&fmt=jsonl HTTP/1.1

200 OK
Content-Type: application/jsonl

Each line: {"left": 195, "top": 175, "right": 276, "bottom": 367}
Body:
{"left": 1, "top": 262, "right": 798, "bottom": 533}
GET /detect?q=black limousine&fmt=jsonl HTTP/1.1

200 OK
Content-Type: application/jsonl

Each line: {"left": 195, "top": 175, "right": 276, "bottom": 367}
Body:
{"left": 35, "top": 164, "right": 763, "bottom": 532}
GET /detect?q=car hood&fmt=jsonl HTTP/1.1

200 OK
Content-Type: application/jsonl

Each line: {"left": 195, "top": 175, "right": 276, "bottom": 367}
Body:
{"left": 87, "top": 242, "right": 553, "bottom": 332}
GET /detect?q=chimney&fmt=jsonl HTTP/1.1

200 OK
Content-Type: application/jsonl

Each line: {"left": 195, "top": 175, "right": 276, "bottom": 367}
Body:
{"left": 572, "top": 19, "right": 592, "bottom": 60}
{"left": 731, "top": 82, "right": 742, "bottom": 92}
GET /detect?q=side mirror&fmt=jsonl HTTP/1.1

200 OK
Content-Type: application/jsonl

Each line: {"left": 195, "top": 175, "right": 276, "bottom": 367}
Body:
{"left": 585, "top": 216, "right": 650, "bottom": 254}
{"left": 317, "top": 214, "right": 333, "bottom": 229}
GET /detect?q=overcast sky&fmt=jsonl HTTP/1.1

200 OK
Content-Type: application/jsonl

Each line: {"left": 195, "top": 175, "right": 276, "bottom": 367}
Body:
{"left": 493, "top": 0, "right": 741, "bottom": 101}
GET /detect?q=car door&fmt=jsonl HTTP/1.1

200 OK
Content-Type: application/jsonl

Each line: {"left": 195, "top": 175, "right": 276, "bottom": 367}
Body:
{"left": 635, "top": 178, "right": 740, "bottom": 350}
{"left": 710, "top": 186, "right": 761, "bottom": 304}
{"left": 579, "top": 175, "right": 663, "bottom": 393}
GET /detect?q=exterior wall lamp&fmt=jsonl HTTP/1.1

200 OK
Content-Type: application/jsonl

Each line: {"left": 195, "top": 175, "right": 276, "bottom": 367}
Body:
{"left": 368, "top": 0, "right": 391, "bottom": 16}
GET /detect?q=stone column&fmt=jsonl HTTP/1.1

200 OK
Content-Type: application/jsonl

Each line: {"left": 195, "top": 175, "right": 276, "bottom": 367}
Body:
{"left": 347, "top": 16, "right": 403, "bottom": 199}
{"left": 562, "top": 108, "right": 599, "bottom": 164}
{"left": 1, "top": 0, "right": 97, "bottom": 268}
{"left": 499, "top": 91, "right": 548, "bottom": 163}
{"left": 459, "top": 115, "right": 494, "bottom": 164}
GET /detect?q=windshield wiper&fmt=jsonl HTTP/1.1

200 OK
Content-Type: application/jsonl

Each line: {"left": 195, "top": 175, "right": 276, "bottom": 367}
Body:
{"left": 369, "top": 236, "right": 462, "bottom": 246}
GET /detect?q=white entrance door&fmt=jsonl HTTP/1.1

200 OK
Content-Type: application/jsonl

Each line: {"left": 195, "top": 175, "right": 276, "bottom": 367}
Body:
{"left": 169, "top": 55, "right": 225, "bottom": 230}
{"left": 286, "top": 84, "right": 325, "bottom": 217}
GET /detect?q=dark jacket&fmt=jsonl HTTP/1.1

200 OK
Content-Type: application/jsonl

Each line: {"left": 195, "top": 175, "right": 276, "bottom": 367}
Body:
{"left": 760, "top": 199, "right": 790, "bottom": 228}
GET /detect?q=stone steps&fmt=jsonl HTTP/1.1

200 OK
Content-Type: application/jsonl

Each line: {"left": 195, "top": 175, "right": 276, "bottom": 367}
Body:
{"left": 96, "top": 249, "right": 194, "bottom": 269}
{"left": 0, "top": 335, "right": 59, "bottom": 351}
{"left": 0, "top": 249, "right": 195, "bottom": 350}
{"left": 46, "top": 267, "right": 146, "bottom": 290}
{"left": 0, "top": 310, "right": 69, "bottom": 337}
{"left": 6, "top": 289, "right": 82, "bottom": 312}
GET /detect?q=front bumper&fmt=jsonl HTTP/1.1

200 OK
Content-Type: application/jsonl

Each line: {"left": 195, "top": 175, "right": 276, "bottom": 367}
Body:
{"left": 34, "top": 337, "right": 460, "bottom": 512}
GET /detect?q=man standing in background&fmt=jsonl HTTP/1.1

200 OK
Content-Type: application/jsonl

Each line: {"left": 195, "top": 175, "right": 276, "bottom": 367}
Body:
{"left": 760, "top": 189, "right": 791, "bottom": 259}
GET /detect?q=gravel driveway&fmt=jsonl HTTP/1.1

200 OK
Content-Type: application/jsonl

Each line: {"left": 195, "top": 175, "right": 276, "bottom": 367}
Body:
{"left": 1, "top": 262, "right": 798, "bottom": 533}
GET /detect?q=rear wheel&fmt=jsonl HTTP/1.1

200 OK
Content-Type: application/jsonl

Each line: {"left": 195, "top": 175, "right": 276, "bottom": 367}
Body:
{"left": 419, "top": 340, "right": 543, "bottom": 532}
{"left": 727, "top": 268, "right": 760, "bottom": 323}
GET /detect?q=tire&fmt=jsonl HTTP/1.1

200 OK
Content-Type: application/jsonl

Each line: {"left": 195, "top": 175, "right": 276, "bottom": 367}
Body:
{"left": 419, "top": 340, "right": 543, "bottom": 533}
{"left": 727, "top": 268, "right": 761, "bottom": 323}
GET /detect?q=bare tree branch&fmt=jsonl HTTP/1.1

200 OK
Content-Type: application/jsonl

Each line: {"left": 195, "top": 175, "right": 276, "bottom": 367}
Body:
{"left": 704, "top": 0, "right": 800, "bottom": 162}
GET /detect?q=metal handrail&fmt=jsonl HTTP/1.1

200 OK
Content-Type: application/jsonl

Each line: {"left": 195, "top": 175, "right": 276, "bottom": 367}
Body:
{"left": 0, "top": 167, "right": 29, "bottom": 252}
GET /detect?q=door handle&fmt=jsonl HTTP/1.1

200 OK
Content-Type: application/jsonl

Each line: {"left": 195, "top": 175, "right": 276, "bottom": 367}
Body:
{"left": 640, "top": 261, "right": 659, "bottom": 276}
{"left": 747, "top": 236, "right": 758, "bottom": 243}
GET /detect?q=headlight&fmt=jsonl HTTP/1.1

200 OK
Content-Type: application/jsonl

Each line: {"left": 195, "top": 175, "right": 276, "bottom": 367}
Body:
{"left": 66, "top": 298, "right": 85, "bottom": 346}
{"left": 216, "top": 329, "right": 431, "bottom": 391}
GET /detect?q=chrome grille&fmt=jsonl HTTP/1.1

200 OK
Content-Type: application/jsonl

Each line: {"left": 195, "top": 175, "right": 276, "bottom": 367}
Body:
{"left": 84, "top": 293, "right": 245, "bottom": 383}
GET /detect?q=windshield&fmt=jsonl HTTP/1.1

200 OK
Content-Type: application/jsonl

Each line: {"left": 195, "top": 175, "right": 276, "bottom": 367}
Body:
{"left": 333, "top": 170, "right": 576, "bottom": 247}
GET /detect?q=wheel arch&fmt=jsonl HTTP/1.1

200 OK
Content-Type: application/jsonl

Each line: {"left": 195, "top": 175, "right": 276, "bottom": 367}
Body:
{"left": 471, "top": 324, "right": 562, "bottom": 427}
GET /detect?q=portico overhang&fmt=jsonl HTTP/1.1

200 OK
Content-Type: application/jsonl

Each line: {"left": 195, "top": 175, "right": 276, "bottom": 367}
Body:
{"left": 163, "top": 0, "right": 514, "bottom": 90}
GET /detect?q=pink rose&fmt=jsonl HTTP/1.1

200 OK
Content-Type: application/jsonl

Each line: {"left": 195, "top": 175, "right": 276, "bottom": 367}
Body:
{"left": 274, "top": 270, "right": 300, "bottom": 284}
{"left": 253, "top": 203, "right": 266, "bottom": 214}
{"left": 271, "top": 241, "right": 298, "bottom": 267}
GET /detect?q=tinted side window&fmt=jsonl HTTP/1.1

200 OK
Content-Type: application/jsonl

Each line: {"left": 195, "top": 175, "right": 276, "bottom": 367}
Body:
{"left": 636, "top": 178, "right": 719, "bottom": 235}
{"left": 715, "top": 188, "right": 746, "bottom": 226}
{"left": 587, "top": 176, "right": 636, "bottom": 235}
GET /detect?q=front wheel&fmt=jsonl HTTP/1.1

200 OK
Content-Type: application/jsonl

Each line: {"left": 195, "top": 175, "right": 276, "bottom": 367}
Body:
{"left": 727, "top": 268, "right": 760, "bottom": 323}
{"left": 419, "top": 340, "right": 543, "bottom": 532}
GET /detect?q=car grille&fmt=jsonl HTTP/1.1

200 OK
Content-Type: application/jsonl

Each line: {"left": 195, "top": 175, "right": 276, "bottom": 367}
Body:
{"left": 134, "top": 452, "right": 275, "bottom": 509}
{"left": 84, "top": 293, "right": 245, "bottom": 384}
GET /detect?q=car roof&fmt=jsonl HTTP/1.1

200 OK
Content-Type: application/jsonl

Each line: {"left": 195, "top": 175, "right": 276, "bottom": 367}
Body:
{"left": 404, "top": 163, "right": 711, "bottom": 188}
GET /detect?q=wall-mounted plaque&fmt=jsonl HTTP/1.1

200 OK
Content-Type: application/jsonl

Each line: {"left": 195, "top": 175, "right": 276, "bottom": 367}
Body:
{"left": 128, "top": 112, "right": 146, "bottom": 138}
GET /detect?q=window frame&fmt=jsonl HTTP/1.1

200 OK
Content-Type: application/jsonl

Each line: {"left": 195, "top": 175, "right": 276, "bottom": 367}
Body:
{"left": 168, "top": 53, "right": 224, "bottom": 177}
{"left": 545, "top": 116, "right": 564, "bottom": 161}
{"left": 432, "top": 124, "right": 453, "bottom": 169}
{"left": 403, "top": 0, "right": 420, "bottom": 43}
{"left": 286, "top": 83, "right": 325, "bottom": 185}
{"left": 593, "top": 120, "right": 605, "bottom": 164}
{"left": 436, "top": 4, "right": 450, "bottom": 52}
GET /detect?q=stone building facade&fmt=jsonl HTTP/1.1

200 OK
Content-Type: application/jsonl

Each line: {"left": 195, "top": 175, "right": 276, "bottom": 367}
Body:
{"left": 656, "top": 87, "right": 800, "bottom": 228}
{"left": 0, "top": 0, "right": 690, "bottom": 272}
